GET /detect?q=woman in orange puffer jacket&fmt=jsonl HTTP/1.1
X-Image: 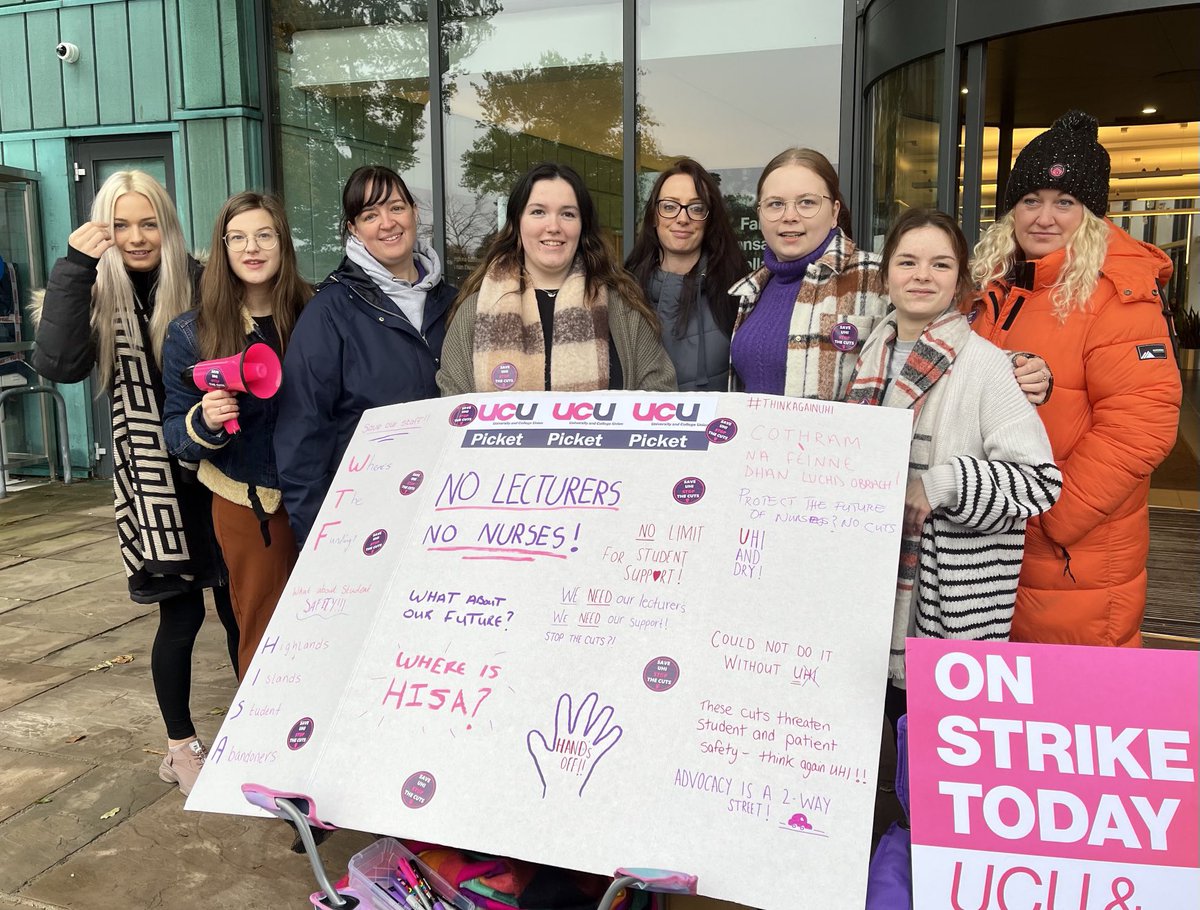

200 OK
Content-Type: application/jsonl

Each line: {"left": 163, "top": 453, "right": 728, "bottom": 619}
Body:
{"left": 970, "top": 110, "right": 1181, "bottom": 647}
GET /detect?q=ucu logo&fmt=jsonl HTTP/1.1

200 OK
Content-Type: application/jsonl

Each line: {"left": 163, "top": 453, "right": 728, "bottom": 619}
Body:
{"left": 551, "top": 402, "right": 617, "bottom": 422}
{"left": 632, "top": 402, "right": 702, "bottom": 423}
{"left": 205, "top": 368, "right": 227, "bottom": 389}
{"left": 477, "top": 402, "right": 539, "bottom": 422}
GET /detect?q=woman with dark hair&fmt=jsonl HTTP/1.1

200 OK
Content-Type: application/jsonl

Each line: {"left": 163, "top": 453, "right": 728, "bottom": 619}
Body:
{"left": 274, "top": 165, "right": 456, "bottom": 547}
{"left": 845, "top": 208, "right": 1060, "bottom": 731}
{"left": 163, "top": 191, "right": 312, "bottom": 680}
{"left": 437, "top": 162, "right": 675, "bottom": 394}
{"left": 32, "top": 170, "right": 236, "bottom": 796}
{"left": 624, "top": 158, "right": 747, "bottom": 391}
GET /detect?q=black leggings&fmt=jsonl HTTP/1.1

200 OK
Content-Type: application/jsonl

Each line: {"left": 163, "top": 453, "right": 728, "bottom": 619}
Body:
{"left": 151, "top": 586, "right": 238, "bottom": 740}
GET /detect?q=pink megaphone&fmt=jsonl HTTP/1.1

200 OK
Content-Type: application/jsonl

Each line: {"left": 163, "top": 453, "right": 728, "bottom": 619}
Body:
{"left": 184, "top": 342, "right": 282, "bottom": 435}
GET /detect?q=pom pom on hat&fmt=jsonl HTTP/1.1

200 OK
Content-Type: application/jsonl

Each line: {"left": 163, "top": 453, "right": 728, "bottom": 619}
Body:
{"left": 1000, "top": 110, "right": 1111, "bottom": 219}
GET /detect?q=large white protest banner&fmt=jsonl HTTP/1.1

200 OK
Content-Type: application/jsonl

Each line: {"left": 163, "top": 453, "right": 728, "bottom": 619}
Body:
{"left": 907, "top": 639, "right": 1199, "bottom": 909}
{"left": 188, "top": 391, "right": 911, "bottom": 909}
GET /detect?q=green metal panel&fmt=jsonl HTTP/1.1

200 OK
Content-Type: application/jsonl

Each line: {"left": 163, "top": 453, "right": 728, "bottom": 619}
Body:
{"left": 93, "top": 2, "right": 133, "bottom": 124}
{"left": 1, "top": 141, "right": 35, "bottom": 171}
{"left": 129, "top": 0, "right": 169, "bottom": 121}
{"left": 0, "top": 16, "right": 31, "bottom": 131}
{"left": 219, "top": 0, "right": 245, "bottom": 108}
{"left": 183, "top": 118, "right": 227, "bottom": 242}
{"left": 26, "top": 10, "right": 64, "bottom": 129}
{"left": 178, "top": 1, "right": 222, "bottom": 109}
{"left": 223, "top": 116, "right": 263, "bottom": 192}
{"left": 162, "top": 0, "right": 182, "bottom": 117}
{"left": 30, "top": 137, "right": 92, "bottom": 471}
{"left": 59, "top": 5, "right": 98, "bottom": 127}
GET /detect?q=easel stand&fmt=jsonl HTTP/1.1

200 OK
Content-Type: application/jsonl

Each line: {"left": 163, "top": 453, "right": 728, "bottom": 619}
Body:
{"left": 241, "top": 784, "right": 699, "bottom": 910}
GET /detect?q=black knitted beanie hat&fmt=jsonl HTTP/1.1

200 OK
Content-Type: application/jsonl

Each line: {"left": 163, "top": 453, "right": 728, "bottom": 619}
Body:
{"left": 1001, "top": 110, "right": 1111, "bottom": 219}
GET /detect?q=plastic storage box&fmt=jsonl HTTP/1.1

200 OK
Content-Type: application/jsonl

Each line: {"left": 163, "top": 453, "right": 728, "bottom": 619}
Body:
{"left": 348, "top": 837, "right": 477, "bottom": 910}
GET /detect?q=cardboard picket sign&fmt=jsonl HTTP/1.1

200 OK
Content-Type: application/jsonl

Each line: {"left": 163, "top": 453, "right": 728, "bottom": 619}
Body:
{"left": 906, "top": 639, "right": 1200, "bottom": 908}
{"left": 187, "top": 392, "right": 914, "bottom": 909}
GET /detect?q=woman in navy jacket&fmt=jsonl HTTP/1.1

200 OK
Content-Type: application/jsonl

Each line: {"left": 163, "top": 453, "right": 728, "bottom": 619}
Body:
{"left": 163, "top": 191, "right": 311, "bottom": 680}
{"left": 274, "top": 166, "right": 456, "bottom": 547}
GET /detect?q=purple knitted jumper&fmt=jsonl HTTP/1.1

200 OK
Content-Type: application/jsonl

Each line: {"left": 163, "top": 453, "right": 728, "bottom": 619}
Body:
{"left": 731, "top": 229, "right": 837, "bottom": 394}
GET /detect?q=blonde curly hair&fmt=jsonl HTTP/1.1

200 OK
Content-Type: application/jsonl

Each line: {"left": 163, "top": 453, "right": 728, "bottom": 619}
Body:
{"left": 971, "top": 208, "right": 1108, "bottom": 321}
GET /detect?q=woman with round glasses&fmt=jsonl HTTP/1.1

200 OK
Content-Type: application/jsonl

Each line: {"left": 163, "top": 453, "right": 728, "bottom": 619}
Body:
{"left": 163, "top": 191, "right": 312, "bottom": 679}
{"left": 728, "top": 148, "right": 885, "bottom": 399}
{"left": 729, "top": 147, "right": 1052, "bottom": 406}
{"left": 625, "top": 158, "right": 747, "bottom": 390}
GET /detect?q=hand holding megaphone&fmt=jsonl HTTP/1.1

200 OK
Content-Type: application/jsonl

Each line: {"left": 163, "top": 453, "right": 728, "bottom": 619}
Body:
{"left": 184, "top": 342, "right": 282, "bottom": 435}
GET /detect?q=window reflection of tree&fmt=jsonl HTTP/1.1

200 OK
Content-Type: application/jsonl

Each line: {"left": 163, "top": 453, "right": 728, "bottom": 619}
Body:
{"left": 461, "top": 53, "right": 660, "bottom": 199}
{"left": 271, "top": 0, "right": 502, "bottom": 277}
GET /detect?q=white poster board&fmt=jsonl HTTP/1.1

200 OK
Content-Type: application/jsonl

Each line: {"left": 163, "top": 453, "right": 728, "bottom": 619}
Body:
{"left": 188, "top": 392, "right": 912, "bottom": 909}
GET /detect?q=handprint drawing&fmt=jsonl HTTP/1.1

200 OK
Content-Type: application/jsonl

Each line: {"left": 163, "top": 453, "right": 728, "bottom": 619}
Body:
{"left": 527, "top": 692, "right": 623, "bottom": 798}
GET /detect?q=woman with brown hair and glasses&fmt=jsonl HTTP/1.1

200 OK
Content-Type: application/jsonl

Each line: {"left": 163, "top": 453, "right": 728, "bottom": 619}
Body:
{"left": 729, "top": 147, "right": 1052, "bottom": 407}
{"left": 163, "top": 191, "right": 312, "bottom": 685}
{"left": 624, "top": 158, "right": 747, "bottom": 391}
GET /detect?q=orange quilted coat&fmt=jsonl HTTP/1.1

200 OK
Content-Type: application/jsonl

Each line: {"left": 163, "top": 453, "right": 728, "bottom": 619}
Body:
{"left": 972, "top": 221, "right": 1181, "bottom": 646}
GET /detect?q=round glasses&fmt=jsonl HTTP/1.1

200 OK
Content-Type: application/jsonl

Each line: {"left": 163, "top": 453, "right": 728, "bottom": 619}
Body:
{"left": 656, "top": 200, "right": 710, "bottom": 221}
{"left": 223, "top": 229, "right": 280, "bottom": 252}
{"left": 757, "top": 195, "right": 832, "bottom": 221}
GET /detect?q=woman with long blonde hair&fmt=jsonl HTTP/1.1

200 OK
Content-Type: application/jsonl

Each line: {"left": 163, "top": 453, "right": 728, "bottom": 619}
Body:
{"left": 164, "top": 192, "right": 311, "bottom": 687}
{"left": 33, "top": 170, "right": 236, "bottom": 797}
{"left": 970, "top": 110, "right": 1181, "bottom": 649}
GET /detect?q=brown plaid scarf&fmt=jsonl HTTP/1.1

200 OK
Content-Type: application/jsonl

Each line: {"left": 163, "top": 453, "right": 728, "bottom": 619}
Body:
{"left": 471, "top": 259, "right": 609, "bottom": 392}
{"left": 846, "top": 308, "right": 972, "bottom": 681}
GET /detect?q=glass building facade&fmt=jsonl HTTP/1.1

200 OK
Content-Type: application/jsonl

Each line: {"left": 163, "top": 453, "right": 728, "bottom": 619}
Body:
{"left": 265, "top": 0, "right": 847, "bottom": 285}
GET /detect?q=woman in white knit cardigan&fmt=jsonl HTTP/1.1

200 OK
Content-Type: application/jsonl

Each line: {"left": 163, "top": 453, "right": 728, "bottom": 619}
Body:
{"left": 846, "top": 208, "right": 1062, "bottom": 736}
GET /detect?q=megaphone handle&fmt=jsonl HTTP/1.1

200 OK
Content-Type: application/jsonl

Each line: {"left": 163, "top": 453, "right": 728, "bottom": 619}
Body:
{"left": 224, "top": 416, "right": 242, "bottom": 435}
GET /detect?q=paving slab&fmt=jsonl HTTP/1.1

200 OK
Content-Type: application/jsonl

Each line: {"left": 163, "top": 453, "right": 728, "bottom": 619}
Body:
{"left": 0, "top": 575, "right": 141, "bottom": 636}
{"left": 20, "top": 795, "right": 375, "bottom": 910}
{"left": 0, "top": 514, "right": 115, "bottom": 554}
{"left": 0, "top": 749, "right": 93, "bottom": 823}
{"left": 0, "top": 528, "right": 115, "bottom": 561}
{"left": 0, "top": 595, "right": 30, "bottom": 617}
{"left": 0, "top": 559, "right": 122, "bottom": 604}
{"left": 0, "top": 762, "right": 173, "bottom": 893}
{"left": 0, "top": 625, "right": 88, "bottom": 663}
{"left": 0, "top": 660, "right": 81, "bottom": 712}
{"left": 0, "top": 672, "right": 174, "bottom": 764}
{"left": 50, "top": 537, "right": 121, "bottom": 565}
{"left": 36, "top": 614, "right": 240, "bottom": 692}
{"left": 0, "top": 555, "right": 29, "bottom": 571}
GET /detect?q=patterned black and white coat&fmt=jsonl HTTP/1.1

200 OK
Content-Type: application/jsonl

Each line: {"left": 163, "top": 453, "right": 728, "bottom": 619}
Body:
{"left": 32, "top": 248, "right": 224, "bottom": 603}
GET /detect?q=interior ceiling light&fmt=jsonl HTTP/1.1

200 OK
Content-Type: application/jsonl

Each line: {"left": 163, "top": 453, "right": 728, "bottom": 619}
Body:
{"left": 1142, "top": 106, "right": 1158, "bottom": 114}
{"left": 960, "top": 87, "right": 968, "bottom": 94}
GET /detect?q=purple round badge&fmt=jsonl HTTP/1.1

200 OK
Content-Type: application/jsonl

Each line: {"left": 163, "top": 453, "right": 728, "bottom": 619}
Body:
{"left": 672, "top": 477, "right": 705, "bottom": 505}
{"left": 399, "top": 470, "right": 424, "bottom": 496}
{"left": 287, "top": 717, "right": 314, "bottom": 751}
{"left": 643, "top": 656, "right": 680, "bottom": 692}
{"left": 401, "top": 771, "right": 437, "bottom": 809}
{"left": 705, "top": 417, "right": 738, "bottom": 444}
{"left": 448, "top": 403, "right": 478, "bottom": 427}
{"left": 830, "top": 321, "right": 859, "bottom": 352}
{"left": 362, "top": 529, "right": 388, "bottom": 556}
{"left": 491, "top": 362, "right": 518, "bottom": 390}
{"left": 966, "top": 307, "right": 979, "bottom": 324}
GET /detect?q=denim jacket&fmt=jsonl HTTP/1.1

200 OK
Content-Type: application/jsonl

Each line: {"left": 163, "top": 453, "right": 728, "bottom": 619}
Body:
{"left": 162, "top": 308, "right": 284, "bottom": 512}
